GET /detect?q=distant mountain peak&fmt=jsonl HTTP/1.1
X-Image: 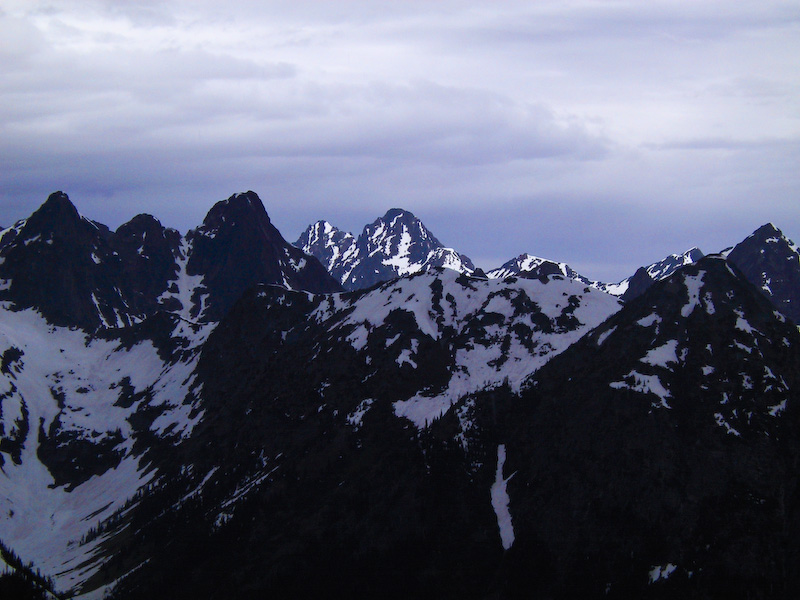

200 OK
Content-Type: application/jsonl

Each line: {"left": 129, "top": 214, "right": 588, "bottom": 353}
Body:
{"left": 486, "top": 254, "right": 587, "bottom": 283}
{"left": 754, "top": 222, "right": 781, "bottom": 236}
{"left": 184, "top": 191, "right": 341, "bottom": 321}
{"left": 295, "top": 207, "right": 473, "bottom": 291}
{"left": 609, "top": 247, "right": 705, "bottom": 301}
{"left": 383, "top": 207, "right": 416, "bottom": 220}
{"left": 40, "top": 190, "right": 77, "bottom": 215}
{"left": 294, "top": 220, "right": 358, "bottom": 275}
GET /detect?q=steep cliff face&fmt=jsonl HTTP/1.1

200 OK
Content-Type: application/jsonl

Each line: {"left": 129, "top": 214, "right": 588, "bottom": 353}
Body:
{"left": 0, "top": 191, "right": 340, "bottom": 328}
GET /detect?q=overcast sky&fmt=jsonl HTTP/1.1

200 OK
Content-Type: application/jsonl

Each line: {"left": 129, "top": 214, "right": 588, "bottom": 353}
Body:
{"left": 1, "top": 1, "right": 798, "bottom": 282}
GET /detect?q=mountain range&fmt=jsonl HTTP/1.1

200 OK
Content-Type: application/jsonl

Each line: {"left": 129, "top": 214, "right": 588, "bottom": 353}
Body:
{"left": 294, "top": 209, "right": 763, "bottom": 307}
{"left": 1, "top": 191, "right": 799, "bottom": 599}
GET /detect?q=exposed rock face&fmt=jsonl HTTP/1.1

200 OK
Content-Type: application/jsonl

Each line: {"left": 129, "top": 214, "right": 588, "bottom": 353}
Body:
{"left": 109, "top": 213, "right": 182, "bottom": 317}
{"left": 495, "top": 256, "right": 800, "bottom": 598}
{"left": 619, "top": 265, "right": 655, "bottom": 302}
{"left": 293, "top": 220, "right": 357, "bottom": 274}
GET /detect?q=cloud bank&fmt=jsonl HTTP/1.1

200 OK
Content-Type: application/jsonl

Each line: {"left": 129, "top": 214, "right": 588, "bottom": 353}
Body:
{"left": 1, "top": 0, "right": 798, "bottom": 281}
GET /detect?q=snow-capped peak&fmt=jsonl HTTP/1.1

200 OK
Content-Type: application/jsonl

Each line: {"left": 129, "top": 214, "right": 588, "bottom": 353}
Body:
{"left": 295, "top": 208, "right": 474, "bottom": 291}
{"left": 486, "top": 254, "right": 586, "bottom": 282}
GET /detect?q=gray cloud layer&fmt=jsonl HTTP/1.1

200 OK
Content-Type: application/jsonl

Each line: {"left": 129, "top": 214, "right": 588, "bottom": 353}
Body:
{"left": 1, "top": 0, "right": 798, "bottom": 281}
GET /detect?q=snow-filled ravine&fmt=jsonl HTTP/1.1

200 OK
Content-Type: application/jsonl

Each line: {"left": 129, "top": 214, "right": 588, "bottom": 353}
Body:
{"left": 0, "top": 306, "right": 213, "bottom": 594}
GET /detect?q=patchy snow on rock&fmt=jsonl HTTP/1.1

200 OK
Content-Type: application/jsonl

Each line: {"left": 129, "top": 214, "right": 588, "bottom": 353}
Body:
{"left": 741, "top": 374, "right": 754, "bottom": 390}
{"left": 596, "top": 326, "right": 616, "bottom": 346}
{"left": 714, "top": 412, "right": 741, "bottom": 437}
{"left": 599, "top": 279, "right": 629, "bottom": 297}
{"left": 0, "top": 307, "right": 212, "bottom": 594}
{"left": 393, "top": 396, "right": 454, "bottom": 429}
{"left": 347, "top": 398, "right": 375, "bottom": 430}
{"left": 637, "top": 313, "right": 661, "bottom": 328}
{"left": 158, "top": 239, "right": 207, "bottom": 320}
{"left": 382, "top": 227, "right": 417, "bottom": 276}
{"left": 610, "top": 370, "right": 671, "bottom": 408}
{"left": 454, "top": 398, "right": 477, "bottom": 452}
{"left": 734, "top": 309, "right": 756, "bottom": 334}
{"left": 312, "top": 270, "right": 621, "bottom": 429}
{"left": 703, "top": 292, "right": 716, "bottom": 315}
{"left": 396, "top": 348, "right": 418, "bottom": 368}
{"left": 649, "top": 563, "right": 678, "bottom": 584}
{"left": 769, "top": 400, "right": 787, "bottom": 417}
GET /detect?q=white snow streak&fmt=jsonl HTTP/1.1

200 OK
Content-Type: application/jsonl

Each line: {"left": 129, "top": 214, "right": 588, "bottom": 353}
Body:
{"left": 681, "top": 273, "right": 705, "bottom": 317}
{"left": 490, "top": 444, "right": 515, "bottom": 550}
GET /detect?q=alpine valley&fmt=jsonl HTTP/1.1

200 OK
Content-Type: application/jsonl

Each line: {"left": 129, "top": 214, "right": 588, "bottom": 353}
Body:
{"left": 1, "top": 191, "right": 800, "bottom": 599}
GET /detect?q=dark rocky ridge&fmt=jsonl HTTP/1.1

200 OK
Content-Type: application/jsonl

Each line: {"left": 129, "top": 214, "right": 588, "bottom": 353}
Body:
{"left": 619, "top": 248, "right": 706, "bottom": 302}
{"left": 109, "top": 213, "right": 183, "bottom": 316}
{"left": 0, "top": 191, "right": 340, "bottom": 329}
{"left": 0, "top": 192, "right": 131, "bottom": 329}
{"left": 494, "top": 256, "right": 800, "bottom": 598}
{"left": 619, "top": 265, "right": 656, "bottom": 301}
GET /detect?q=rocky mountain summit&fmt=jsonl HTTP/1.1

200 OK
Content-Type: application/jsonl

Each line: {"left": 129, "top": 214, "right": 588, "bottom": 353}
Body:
{"left": 295, "top": 208, "right": 474, "bottom": 290}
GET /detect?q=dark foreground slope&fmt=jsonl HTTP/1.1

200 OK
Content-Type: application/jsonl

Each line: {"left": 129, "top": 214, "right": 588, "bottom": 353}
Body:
{"left": 493, "top": 256, "right": 800, "bottom": 598}
{"left": 101, "top": 271, "right": 618, "bottom": 599}
{"left": 105, "top": 257, "right": 800, "bottom": 600}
